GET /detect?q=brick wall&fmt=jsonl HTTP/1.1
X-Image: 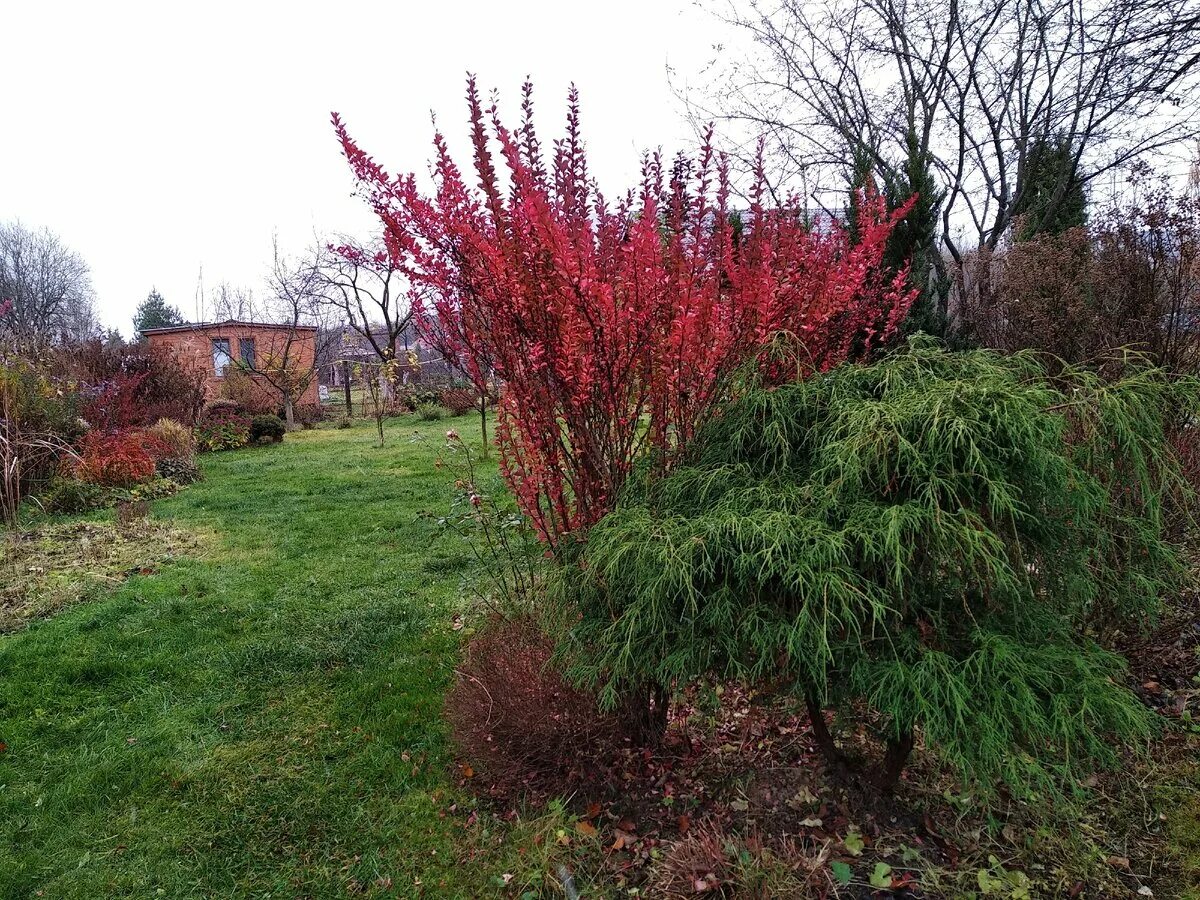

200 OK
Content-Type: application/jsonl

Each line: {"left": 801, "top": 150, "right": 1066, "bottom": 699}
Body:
{"left": 145, "top": 322, "right": 320, "bottom": 411}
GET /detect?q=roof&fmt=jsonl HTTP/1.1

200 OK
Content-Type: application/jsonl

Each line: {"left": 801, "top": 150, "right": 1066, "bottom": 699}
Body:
{"left": 141, "top": 318, "right": 319, "bottom": 336}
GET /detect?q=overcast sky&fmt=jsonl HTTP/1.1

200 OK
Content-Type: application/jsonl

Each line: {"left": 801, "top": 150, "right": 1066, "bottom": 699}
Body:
{"left": 1, "top": 1, "right": 723, "bottom": 337}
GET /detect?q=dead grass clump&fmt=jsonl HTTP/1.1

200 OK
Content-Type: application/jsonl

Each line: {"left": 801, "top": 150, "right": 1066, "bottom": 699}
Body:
{"left": 0, "top": 519, "right": 201, "bottom": 631}
{"left": 646, "top": 823, "right": 832, "bottom": 898}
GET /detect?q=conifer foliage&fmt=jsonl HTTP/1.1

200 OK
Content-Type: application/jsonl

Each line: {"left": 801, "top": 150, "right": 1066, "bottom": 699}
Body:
{"left": 333, "top": 80, "right": 915, "bottom": 546}
{"left": 558, "top": 341, "right": 1193, "bottom": 795}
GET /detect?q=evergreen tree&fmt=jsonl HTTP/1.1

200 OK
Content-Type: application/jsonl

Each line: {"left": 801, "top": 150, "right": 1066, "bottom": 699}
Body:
{"left": 846, "top": 132, "right": 951, "bottom": 338}
{"left": 132, "top": 288, "right": 184, "bottom": 335}
{"left": 1012, "top": 136, "right": 1088, "bottom": 240}
{"left": 883, "top": 130, "right": 950, "bottom": 336}
{"left": 559, "top": 341, "right": 1191, "bottom": 797}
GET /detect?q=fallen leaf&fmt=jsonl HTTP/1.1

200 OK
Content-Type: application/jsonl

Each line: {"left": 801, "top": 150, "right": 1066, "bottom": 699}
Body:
{"left": 576, "top": 821, "right": 597, "bottom": 837}
{"left": 843, "top": 828, "right": 864, "bottom": 856}
{"left": 586, "top": 801, "right": 602, "bottom": 819}
{"left": 869, "top": 861, "right": 893, "bottom": 889}
{"left": 1106, "top": 856, "right": 1131, "bottom": 871}
{"left": 788, "top": 786, "right": 818, "bottom": 806}
{"left": 830, "top": 860, "right": 852, "bottom": 885}
{"left": 799, "top": 817, "right": 824, "bottom": 828}
{"left": 461, "top": 765, "right": 474, "bottom": 779}
{"left": 677, "top": 814, "right": 690, "bottom": 835}
{"left": 729, "top": 799, "right": 749, "bottom": 812}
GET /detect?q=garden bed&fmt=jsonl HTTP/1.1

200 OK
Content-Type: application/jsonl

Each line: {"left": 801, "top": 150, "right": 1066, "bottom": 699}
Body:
{"left": 452, "top": 583, "right": 1200, "bottom": 897}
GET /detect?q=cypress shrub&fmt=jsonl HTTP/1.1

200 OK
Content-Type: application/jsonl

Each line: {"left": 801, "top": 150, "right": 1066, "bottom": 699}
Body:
{"left": 557, "top": 341, "right": 1195, "bottom": 797}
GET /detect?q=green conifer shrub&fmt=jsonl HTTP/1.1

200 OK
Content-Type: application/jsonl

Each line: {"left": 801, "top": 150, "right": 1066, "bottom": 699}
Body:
{"left": 557, "top": 341, "right": 1194, "bottom": 797}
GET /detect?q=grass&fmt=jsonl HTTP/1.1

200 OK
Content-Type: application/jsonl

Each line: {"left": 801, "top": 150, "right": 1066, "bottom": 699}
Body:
{"left": 3, "top": 411, "right": 1197, "bottom": 898}
{"left": 0, "top": 415, "right": 502, "bottom": 898}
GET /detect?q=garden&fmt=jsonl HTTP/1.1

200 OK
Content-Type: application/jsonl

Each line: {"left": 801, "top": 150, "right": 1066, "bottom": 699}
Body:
{"left": 2, "top": 68, "right": 1200, "bottom": 900}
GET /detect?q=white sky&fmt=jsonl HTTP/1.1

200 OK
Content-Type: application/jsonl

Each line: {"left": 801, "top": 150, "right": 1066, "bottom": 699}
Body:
{"left": 1, "top": 0, "right": 721, "bottom": 338}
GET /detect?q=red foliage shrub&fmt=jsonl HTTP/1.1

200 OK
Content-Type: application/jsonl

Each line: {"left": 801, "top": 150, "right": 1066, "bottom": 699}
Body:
{"left": 445, "top": 616, "right": 627, "bottom": 792}
{"left": 73, "top": 431, "right": 156, "bottom": 487}
{"left": 336, "top": 80, "right": 915, "bottom": 546}
{"left": 72, "top": 341, "right": 206, "bottom": 429}
{"left": 82, "top": 370, "right": 150, "bottom": 433}
{"left": 438, "top": 387, "right": 478, "bottom": 417}
{"left": 134, "top": 431, "right": 177, "bottom": 463}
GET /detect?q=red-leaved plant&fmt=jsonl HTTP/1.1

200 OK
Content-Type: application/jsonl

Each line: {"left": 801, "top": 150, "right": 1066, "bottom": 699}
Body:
{"left": 335, "top": 80, "right": 915, "bottom": 546}
{"left": 73, "top": 431, "right": 156, "bottom": 488}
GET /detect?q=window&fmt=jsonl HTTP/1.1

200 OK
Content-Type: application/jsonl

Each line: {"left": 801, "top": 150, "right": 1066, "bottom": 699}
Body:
{"left": 239, "top": 337, "right": 256, "bottom": 368}
{"left": 212, "top": 338, "right": 232, "bottom": 376}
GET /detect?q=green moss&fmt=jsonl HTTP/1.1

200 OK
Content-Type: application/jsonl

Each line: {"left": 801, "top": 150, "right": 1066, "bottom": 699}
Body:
{"left": 1158, "top": 760, "right": 1200, "bottom": 898}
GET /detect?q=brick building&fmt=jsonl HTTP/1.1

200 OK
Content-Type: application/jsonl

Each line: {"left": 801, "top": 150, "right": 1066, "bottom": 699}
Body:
{"left": 142, "top": 320, "right": 320, "bottom": 411}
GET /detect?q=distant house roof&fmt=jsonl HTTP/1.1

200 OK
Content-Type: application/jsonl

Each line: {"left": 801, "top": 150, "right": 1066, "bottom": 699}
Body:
{"left": 141, "top": 318, "right": 319, "bottom": 336}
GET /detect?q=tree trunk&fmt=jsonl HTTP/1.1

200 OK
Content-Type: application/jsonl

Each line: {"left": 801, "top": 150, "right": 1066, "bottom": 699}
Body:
{"left": 873, "top": 727, "right": 915, "bottom": 794}
{"left": 342, "top": 361, "right": 352, "bottom": 415}
{"left": 620, "top": 681, "right": 669, "bottom": 746}
{"left": 283, "top": 394, "right": 295, "bottom": 429}
{"left": 805, "top": 689, "right": 914, "bottom": 791}
{"left": 478, "top": 393, "right": 489, "bottom": 458}
{"left": 803, "top": 689, "right": 847, "bottom": 771}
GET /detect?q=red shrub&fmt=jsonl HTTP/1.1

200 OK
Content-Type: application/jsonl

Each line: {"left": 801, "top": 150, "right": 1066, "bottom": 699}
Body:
{"left": 70, "top": 341, "right": 206, "bottom": 429}
{"left": 73, "top": 431, "right": 156, "bottom": 487}
{"left": 336, "top": 80, "right": 915, "bottom": 546}
{"left": 132, "top": 431, "right": 177, "bottom": 463}
{"left": 438, "top": 387, "right": 478, "bottom": 417}
{"left": 445, "top": 616, "right": 627, "bottom": 793}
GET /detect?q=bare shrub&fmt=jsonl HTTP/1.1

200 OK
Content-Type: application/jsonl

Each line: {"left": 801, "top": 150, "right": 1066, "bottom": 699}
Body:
{"left": 957, "top": 182, "right": 1200, "bottom": 375}
{"left": 445, "top": 616, "right": 625, "bottom": 793}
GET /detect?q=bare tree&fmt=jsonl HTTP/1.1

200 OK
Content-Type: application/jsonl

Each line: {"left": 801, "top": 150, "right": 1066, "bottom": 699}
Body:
{"left": 700, "top": 0, "right": 1200, "bottom": 271}
{"left": 206, "top": 281, "right": 255, "bottom": 322}
{"left": 0, "top": 221, "right": 97, "bottom": 341}
{"left": 236, "top": 238, "right": 328, "bottom": 428}
{"left": 314, "top": 238, "right": 413, "bottom": 364}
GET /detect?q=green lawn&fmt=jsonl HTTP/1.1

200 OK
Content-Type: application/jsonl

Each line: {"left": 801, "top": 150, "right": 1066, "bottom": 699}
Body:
{"left": 0, "top": 417, "right": 502, "bottom": 898}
